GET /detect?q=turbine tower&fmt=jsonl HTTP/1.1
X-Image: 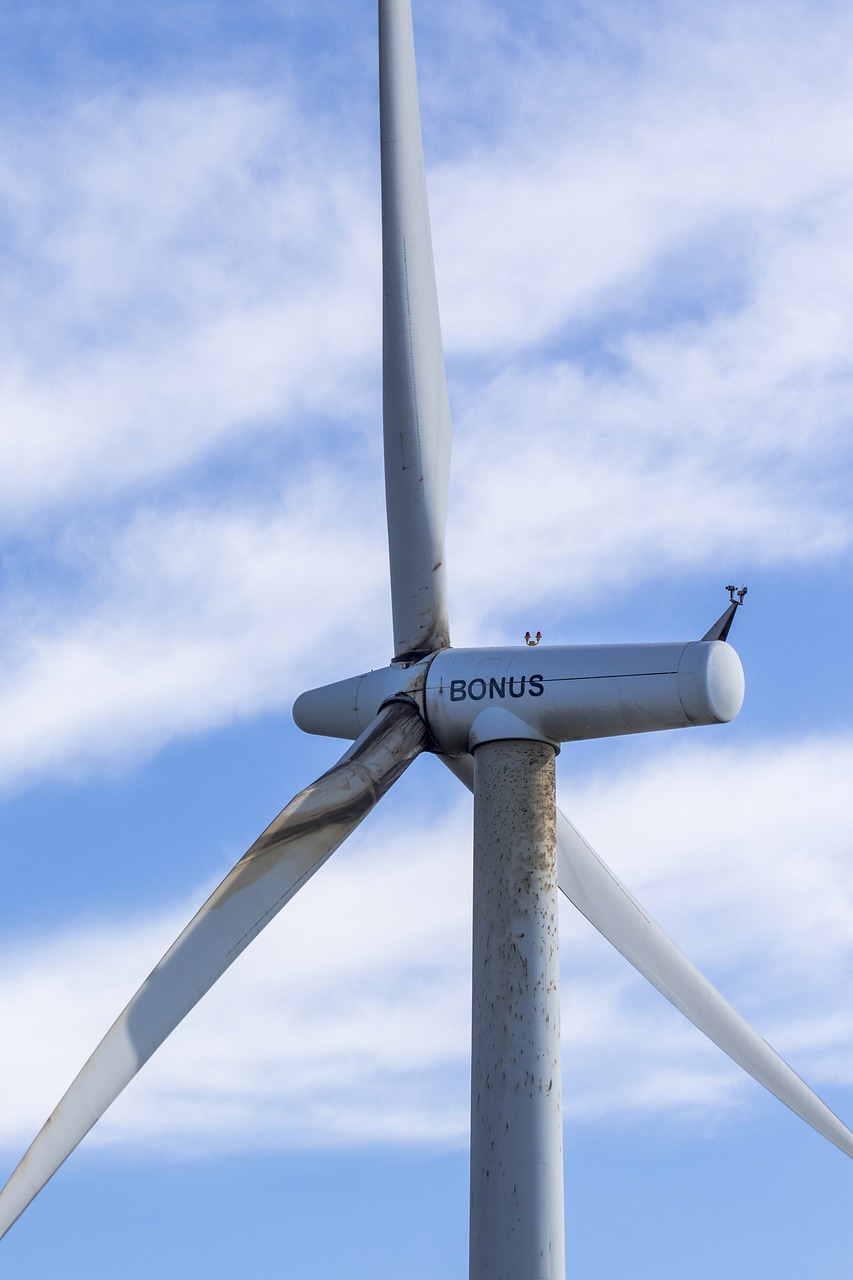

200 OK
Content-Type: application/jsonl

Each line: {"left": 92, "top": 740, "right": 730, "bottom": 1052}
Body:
{"left": 1, "top": 1, "right": 851, "bottom": 1273}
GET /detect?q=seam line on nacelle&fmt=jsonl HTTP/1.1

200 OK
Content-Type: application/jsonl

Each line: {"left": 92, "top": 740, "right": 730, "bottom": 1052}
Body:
{"left": 542, "top": 670, "right": 678, "bottom": 684}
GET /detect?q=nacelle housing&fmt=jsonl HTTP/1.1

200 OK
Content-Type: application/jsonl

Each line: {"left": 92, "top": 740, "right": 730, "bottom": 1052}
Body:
{"left": 293, "top": 640, "right": 744, "bottom": 754}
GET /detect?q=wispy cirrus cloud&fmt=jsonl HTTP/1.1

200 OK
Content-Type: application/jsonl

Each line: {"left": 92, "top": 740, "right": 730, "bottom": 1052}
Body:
{"left": 0, "top": 85, "right": 379, "bottom": 524}
{"left": 2, "top": 738, "right": 850, "bottom": 1154}
{"left": 1, "top": 0, "right": 852, "bottom": 785}
{"left": 0, "top": 483, "right": 388, "bottom": 792}
{"left": 1, "top": 6, "right": 852, "bottom": 1278}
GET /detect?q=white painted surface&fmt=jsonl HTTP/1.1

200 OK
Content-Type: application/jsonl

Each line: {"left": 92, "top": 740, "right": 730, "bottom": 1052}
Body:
{"left": 380, "top": 0, "right": 452, "bottom": 661}
{"left": 292, "top": 640, "right": 744, "bottom": 749}
{"left": 470, "top": 740, "right": 565, "bottom": 1280}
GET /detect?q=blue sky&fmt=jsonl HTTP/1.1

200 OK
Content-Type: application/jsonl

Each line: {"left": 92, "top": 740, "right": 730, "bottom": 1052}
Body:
{"left": 2, "top": 0, "right": 853, "bottom": 1274}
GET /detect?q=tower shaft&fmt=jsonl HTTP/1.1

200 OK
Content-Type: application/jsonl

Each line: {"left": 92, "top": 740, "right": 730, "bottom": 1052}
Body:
{"left": 470, "top": 739, "right": 565, "bottom": 1280}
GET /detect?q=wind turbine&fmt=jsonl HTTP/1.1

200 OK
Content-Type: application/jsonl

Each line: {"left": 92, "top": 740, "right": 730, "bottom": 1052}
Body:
{"left": 1, "top": 0, "right": 851, "bottom": 1274}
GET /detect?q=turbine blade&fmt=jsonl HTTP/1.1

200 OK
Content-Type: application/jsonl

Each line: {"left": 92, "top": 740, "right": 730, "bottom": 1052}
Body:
{"left": 554, "top": 811, "right": 853, "bottom": 1157}
{"left": 380, "top": 0, "right": 452, "bottom": 662}
{"left": 440, "top": 753, "right": 853, "bottom": 1157}
{"left": 0, "top": 700, "right": 427, "bottom": 1239}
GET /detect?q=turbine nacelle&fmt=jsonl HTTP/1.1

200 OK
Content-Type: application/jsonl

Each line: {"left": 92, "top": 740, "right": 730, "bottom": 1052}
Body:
{"left": 293, "top": 638, "right": 745, "bottom": 752}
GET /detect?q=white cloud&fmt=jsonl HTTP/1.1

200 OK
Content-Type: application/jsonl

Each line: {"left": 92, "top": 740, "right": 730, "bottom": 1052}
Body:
{"left": 2, "top": 737, "right": 851, "bottom": 1156}
{"left": 0, "top": 485, "right": 388, "bottom": 791}
{"left": 446, "top": 348, "right": 849, "bottom": 637}
{"left": 430, "top": 1, "right": 853, "bottom": 345}
{"left": 562, "top": 735, "right": 853, "bottom": 1041}
{"left": 0, "top": 797, "right": 475, "bottom": 1152}
{"left": 419, "top": 4, "right": 852, "bottom": 632}
{"left": 1, "top": 0, "right": 852, "bottom": 1172}
{"left": 0, "top": 85, "right": 379, "bottom": 523}
{"left": 1, "top": 0, "right": 852, "bottom": 785}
